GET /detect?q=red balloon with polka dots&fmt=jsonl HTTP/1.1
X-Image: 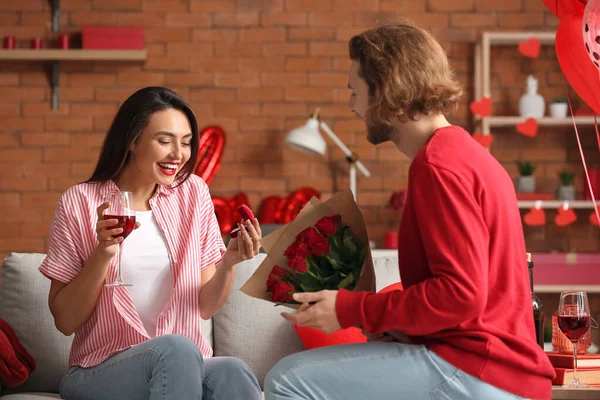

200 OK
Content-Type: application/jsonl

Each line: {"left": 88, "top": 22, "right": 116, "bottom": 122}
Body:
{"left": 583, "top": 0, "right": 600, "bottom": 69}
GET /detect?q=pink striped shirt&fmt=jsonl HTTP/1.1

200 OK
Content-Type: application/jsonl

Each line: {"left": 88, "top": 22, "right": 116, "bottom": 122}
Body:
{"left": 39, "top": 175, "right": 226, "bottom": 368}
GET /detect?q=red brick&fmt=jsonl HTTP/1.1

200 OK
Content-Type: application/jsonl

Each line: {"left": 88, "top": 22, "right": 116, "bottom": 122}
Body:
{"left": 238, "top": 0, "right": 283, "bottom": 11}
{"left": 0, "top": 149, "right": 41, "bottom": 164}
{"left": 240, "top": 28, "right": 286, "bottom": 42}
{"left": 216, "top": 163, "right": 263, "bottom": 177}
{"left": 117, "top": 71, "right": 165, "bottom": 87}
{"left": 0, "top": 73, "right": 19, "bottom": 86}
{"left": 333, "top": 0, "right": 377, "bottom": 10}
{"left": 0, "top": 0, "right": 42, "bottom": 10}
{"left": 240, "top": 177, "right": 286, "bottom": 191}
{"left": 498, "top": 12, "right": 544, "bottom": 27}
{"left": 451, "top": 13, "right": 497, "bottom": 28}
{"left": 214, "top": 72, "right": 260, "bottom": 87}
{"left": 45, "top": 117, "right": 93, "bottom": 132}
{"left": 287, "top": 176, "right": 334, "bottom": 191}
{"left": 0, "top": 238, "right": 45, "bottom": 252}
{"left": 310, "top": 42, "right": 348, "bottom": 56}
{"left": 237, "top": 88, "right": 284, "bottom": 101}
{"left": 21, "top": 193, "right": 62, "bottom": 209}
{"left": 332, "top": 57, "right": 351, "bottom": 71}
{"left": 309, "top": 72, "right": 347, "bottom": 87}
{"left": 117, "top": 12, "right": 167, "bottom": 26}
{"left": 92, "top": 0, "right": 142, "bottom": 10}
{"left": 380, "top": 0, "right": 425, "bottom": 12}
{"left": 191, "top": 57, "right": 238, "bottom": 73}
{"left": 261, "top": 72, "right": 307, "bottom": 86}
{"left": 286, "top": 0, "right": 334, "bottom": 11}
{"left": 430, "top": 0, "right": 474, "bottom": 11}
{"left": 19, "top": 162, "right": 70, "bottom": 178}
{"left": 0, "top": 176, "right": 47, "bottom": 191}
{"left": 286, "top": 57, "right": 330, "bottom": 71}
{"left": 0, "top": 194, "right": 19, "bottom": 209}
{"left": 167, "top": 12, "right": 212, "bottom": 27}
{"left": 0, "top": 118, "right": 44, "bottom": 132}
{"left": 144, "top": 0, "right": 187, "bottom": 11}
{"left": 69, "top": 73, "right": 116, "bottom": 87}
{"left": 214, "top": 12, "right": 260, "bottom": 27}
{"left": 62, "top": 87, "right": 95, "bottom": 101}
{"left": 70, "top": 133, "right": 106, "bottom": 147}
{"left": 285, "top": 87, "right": 333, "bottom": 101}
{"left": 308, "top": 11, "right": 353, "bottom": 26}
{"left": 145, "top": 27, "right": 191, "bottom": 42}
{"left": 0, "top": 87, "right": 45, "bottom": 101}
{"left": 0, "top": 103, "right": 20, "bottom": 117}
{"left": 239, "top": 57, "right": 286, "bottom": 72}
{"left": 0, "top": 26, "right": 46, "bottom": 38}
{"left": 95, "top": 88, "right": 138, "bottom": 102}
{"left": 190, "top": 89, "right": 236, "bottom": 103}
{"left": 264, "top": 162, "right": 310, "bottom": 176}
{"left": 44, "top": 147, "right": 97, "bottom": 162}
{"left": 262, "top": 103, "right": 308, "bottom": 117}
{"left": 262, "top": 43, "right": 307, "bottom": 56}
{"left": 524, "top": 0, "right": 546, "bottom": 10}
{"left": 477, "top": 0, "right": 523, "bottom": 11}
{"left": 214, "top": 103, "right": 260, "bottom": 117}
{"left": 193, "top": 29, "right": 238, "bottom": 42}
{"left": 0, "top": 134, "right": 19, "bottom": 147}
{"left": 21, "top": 12, "right": 52, "bottom": 26}
{"left": 0, "top": 12, "right": 19, "bottom": 25}
{"left": 239, "top": 117, "right": 285, "bottom": 131}
{"left": 215, "top": 42, "right": 262, "bottom": 57}
{"left": 261, "top": 11, "right": 307, "bottom": 26}
{"left": 22, "top": 133, "right": 70, "bottom": 147}
{"left": 69, "top": 11, "right": 116, "bottom": 25}
{"left": 168, "top": 43, "right": 213, "bottom": 57}
{"left": 289, "top": 27, "right": 335, "bottom": 40}
{"left": 190, "top": 0, "right": 236, "bottom": 12}
{"left": 146, "top": 56, "right": 189, "bottom": 72}
{"left": 70, "top": 103, "right": 118, "bottom": 117}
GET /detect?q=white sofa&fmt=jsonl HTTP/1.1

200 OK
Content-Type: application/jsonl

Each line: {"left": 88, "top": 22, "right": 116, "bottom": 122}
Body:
{"left": 0, "top": 251, "right": 400, "bottom": 399}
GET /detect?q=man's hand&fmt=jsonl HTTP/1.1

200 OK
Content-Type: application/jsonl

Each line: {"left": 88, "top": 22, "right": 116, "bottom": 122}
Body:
{"left": 281, "top": 290, "right": 341, "bottom": 334}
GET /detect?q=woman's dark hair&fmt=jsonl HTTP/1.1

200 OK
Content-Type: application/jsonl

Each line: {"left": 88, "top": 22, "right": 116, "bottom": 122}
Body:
{"left": 87, "top": 86, "right": 199, "bottom": 186}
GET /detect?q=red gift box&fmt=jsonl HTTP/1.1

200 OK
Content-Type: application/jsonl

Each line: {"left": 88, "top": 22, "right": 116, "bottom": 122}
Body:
{"left": 82, "top": 26, "right": 144, "bottom": 50}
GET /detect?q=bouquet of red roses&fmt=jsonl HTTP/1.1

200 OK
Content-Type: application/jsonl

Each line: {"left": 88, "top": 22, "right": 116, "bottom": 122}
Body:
{"left": 241, "top": 190, "right": 375, "bottom": 308}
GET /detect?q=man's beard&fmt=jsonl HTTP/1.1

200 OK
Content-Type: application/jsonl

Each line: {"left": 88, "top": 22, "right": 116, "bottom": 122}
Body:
{"left": 366, "top": 120, "right": 394, "bottom": 145}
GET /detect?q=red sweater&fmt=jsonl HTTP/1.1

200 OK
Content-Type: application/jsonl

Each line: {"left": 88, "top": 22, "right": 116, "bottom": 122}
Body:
{"left": 336, "top": 126, "right": 555, "bottom": 400}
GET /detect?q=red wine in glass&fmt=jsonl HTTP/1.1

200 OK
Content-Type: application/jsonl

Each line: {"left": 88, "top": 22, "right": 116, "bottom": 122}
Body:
{"left": 103, "top": 191, "right": 134, "bottom": 288}
{"left": 104, "top": 215, "right": 136, "bottom": 240}
{"left": 558, "top": 315, "right": 590, "bottom": 342}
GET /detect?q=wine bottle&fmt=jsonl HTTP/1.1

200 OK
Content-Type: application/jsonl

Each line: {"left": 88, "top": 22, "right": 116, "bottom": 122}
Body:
{"left": 528, "top": 252, "right": 544, "bottom": 348}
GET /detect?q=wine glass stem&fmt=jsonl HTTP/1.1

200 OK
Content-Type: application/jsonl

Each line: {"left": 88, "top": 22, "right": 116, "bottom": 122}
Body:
{"left": 573, "top": 341, "right": 580, "bottom": 386}
{"left": 116, "top": 242, "right": 123, "bottom": 283}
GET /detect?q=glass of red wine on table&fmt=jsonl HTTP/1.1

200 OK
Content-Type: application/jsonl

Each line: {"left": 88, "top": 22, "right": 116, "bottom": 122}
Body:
{"left": 557, "top": 291, "right": 599, "bottom": 388}
{"left": 103, "top": 191, "right": 135, "bottom": 288}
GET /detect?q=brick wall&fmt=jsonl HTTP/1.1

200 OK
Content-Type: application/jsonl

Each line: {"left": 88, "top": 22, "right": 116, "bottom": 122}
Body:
{"left": 0, "top": 0, "right": 598, "bottom": 261}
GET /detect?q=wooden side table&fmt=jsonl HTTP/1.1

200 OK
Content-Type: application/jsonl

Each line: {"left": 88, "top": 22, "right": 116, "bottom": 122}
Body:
{"left": 552, "top": 386, "right": 600, "bottom": 399}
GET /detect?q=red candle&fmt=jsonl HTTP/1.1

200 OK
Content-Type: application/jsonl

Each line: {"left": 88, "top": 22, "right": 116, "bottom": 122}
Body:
{"left": 3, "top": 36, "right": 15, "bottom": 49}
{"left": 59, "top": 34, "right": 69, "bottom": 49}
{"left": 31, "top": 38, "right": 43, "bottom": 49}
{"left": 385, "top": 231, "right": 398, "bottom": 250}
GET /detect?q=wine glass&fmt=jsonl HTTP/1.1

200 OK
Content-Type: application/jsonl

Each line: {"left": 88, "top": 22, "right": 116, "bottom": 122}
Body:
{"left": 558, "top": 291, "right": 591, "bottom": 388}
{"left": 103, "top": 191, "right": 135, "bottom": 288}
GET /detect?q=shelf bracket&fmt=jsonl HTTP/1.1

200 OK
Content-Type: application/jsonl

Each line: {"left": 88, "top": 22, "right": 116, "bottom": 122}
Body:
{"left": 49, "top": 0, "right": 60, "bottom": 32}
{"left": 50, "top": 61, "right": 60, "bottom": 110}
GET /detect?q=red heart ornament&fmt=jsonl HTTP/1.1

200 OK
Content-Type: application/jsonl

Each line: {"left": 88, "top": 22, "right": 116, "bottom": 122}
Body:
{"left": 555, "top": 206, "right": 578, "bottom": 227}
{"left": 523, "top": 208, "right": 546, "bottom": 226}
{"left": 518, "top": 37, "right": 541, "bottom": 59}
{"left": 516, "top": 118, "right": 538, "bottom": 137}
{"left": 469, "top": 97, "right": 492, "bottom": 117}
{"left": 472, "top": 132, "right": 494, "bottom": 148}
{"left": 195, "top": 126, "right": 226, "bottom": 185}
{"left": 591, "top": 211, "right": 600, "bottom": 226}
{"left": 556, "top": 11, "right": 600, "bottom": 115}
{"left": 543, "top": 0, "right": 587, "bottom": 19}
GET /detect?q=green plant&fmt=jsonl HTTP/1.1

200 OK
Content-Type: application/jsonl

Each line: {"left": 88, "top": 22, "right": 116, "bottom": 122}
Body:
{"left": 559, "top": 170, "right": 575, "bottom": 186}
{"left": 517, "top": 161, "right": 535, "bottom": 176}
{"left": 552, "top": 97, "right": 567, "bottom": 104}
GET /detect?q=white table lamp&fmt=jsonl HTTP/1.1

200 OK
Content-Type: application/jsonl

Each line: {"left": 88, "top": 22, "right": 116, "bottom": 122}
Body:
{"left": 285, "top": 108, "right": 371, "bottom": 201}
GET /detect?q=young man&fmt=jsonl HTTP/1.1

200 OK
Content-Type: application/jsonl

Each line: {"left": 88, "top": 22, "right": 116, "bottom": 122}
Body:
{"left": 264, "top": 22, "right": 555, "bottom": 400}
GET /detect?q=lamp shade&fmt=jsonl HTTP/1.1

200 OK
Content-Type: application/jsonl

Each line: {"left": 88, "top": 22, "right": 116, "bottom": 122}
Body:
{"left": 285, "top": 118, "right": 326, "bottom": 156}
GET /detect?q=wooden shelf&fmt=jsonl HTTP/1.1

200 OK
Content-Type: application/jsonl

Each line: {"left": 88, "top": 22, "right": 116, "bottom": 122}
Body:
{"left": 518, "top": 201, "right": 600, "bottom": 209}
{"left": 481, "top": 116, "right": 597, "bottom": 127}
{"left": 0, "top": 49, "right": 147, "bottom": 61}
{"left": 483, "top": 31, "right": 555, "bottom": 45}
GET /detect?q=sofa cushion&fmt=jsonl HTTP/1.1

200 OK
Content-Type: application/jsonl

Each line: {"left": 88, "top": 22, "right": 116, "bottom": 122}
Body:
{"left": 0, "top": 253, "right": 72, "bottom": 394}
{"left": 1, "top": 394, "right": 61, "bottom": 399}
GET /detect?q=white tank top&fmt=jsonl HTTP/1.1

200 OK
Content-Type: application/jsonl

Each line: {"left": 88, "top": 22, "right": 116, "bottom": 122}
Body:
{"left": 120, "top": 210, "right": 173, "bottom": 338}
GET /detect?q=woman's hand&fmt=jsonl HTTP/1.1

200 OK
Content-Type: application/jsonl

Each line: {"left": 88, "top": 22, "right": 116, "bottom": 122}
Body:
{"left": 94, "top": 202, "right": 140, "bottom": 259}
{"left": 222, "top": 218, "right": 262, "bottom": 268}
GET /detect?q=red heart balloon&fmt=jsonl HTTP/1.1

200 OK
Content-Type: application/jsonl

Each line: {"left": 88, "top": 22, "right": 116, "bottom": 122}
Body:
{"left": 279, "top": 187, "right": 321, "bottom": 224}
{"left": 543, "top": 0, "right": 587, "bottom": 19}
{"left": 555, "top": 206, "right": 578, "bottom": 227}
{"left": 195, "top": 126, "right": 226, "bottom": 185}
{"left": 258, "top": 195, "right": 287, "bottom": 224}
{"left": 523, "top": 208, "right": 546, "bottom": 226}
{"left": 212, "top": 196, "right": 235, "bottom": 234}
{"left": 556, "top": 11, "right": 600, "bottom": 115}
{"left": 518, "top": 38, "right": 541, "bottom": 59}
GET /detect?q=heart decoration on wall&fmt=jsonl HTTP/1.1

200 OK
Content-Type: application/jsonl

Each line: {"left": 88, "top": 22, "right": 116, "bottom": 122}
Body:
{"left": 469, "top": 97, "right": 492, "bottom": 117}
{"left": 518, "top": 37, "right": 541, "bottom": 59}
{"left": 516, "top": 118, "right": 538, "bottom": 137}
{"left": 555, "top": 205, "right": 578, "bottom": 227}
{"left": 591, "top": 211, "right": 599, "bottom": 225}
{"left": 472, "top": 132, "right": 494, "bottom": 148}
{"left": 523, "top": 207, "right": 546, "bottom": 226}
{"left": 195, "top": 125, "right": 226, "bottom": 185}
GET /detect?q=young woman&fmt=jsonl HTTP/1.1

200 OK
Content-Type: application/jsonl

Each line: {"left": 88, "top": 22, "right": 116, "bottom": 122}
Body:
{"left": 39, "top": 87, "right": 263, "bottom": 400}
{"left": 265, "top": 23, "right": 555, "bottom": 400}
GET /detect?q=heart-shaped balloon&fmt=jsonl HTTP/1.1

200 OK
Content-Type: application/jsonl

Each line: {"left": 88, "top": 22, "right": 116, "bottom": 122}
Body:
{"left": 258, "top": 195, "right": 287, "bottom": 224}
{"left": 543, "top": 0, "right": 587, "bottom": 19}
{"left": 582, "top": 0, "right": 600, "bottom": 69}
{"left": 195, "top": 126, "right": 226, "bottom": 185}
{"left": 279, "top": 187, "right": 321, "bottom": 224}
{"left": 212, "top": 192, "right": 251, "bottom": 235}
{"left": 556, "top": 11, "right": 600, "bottom": 114}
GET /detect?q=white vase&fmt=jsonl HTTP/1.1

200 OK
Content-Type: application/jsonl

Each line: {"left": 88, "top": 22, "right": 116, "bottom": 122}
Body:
{"left": 558, "top": 185, "right": 576, "bottom": 201}
{"left": 550, "top": 103, "right": 568, "bottom": 118}
{"left": 517, "top": 176, "right": 536, "bottom": 193}
{"left": 519, "top": 75, "right": 545, "bottom": 118}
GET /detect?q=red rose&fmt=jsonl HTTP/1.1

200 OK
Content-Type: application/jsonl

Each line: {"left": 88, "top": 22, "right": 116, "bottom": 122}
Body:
{"left": 297, "top": 226, "right": 322, "bottom": 244}
{"left": 315, "top": 215, "right": 339, "bottom": 236}
{"left": 307, "top": 234, "right": 330, "bottom": 257}
{"left": 266, "top": 266, "right": 287, "bottom": 292}
{"left": 272, "top": 281, "right": 294, "bottom": 303}
{"left": 288, "top": 254, "right": 308, "bottom": 273}
{"left": 284, "top": 240, "right": 311, "bottom": 260}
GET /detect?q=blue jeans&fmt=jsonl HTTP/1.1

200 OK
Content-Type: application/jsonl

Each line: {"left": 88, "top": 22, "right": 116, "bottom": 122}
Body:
{"left": 59, "top": 334, "right": 262, "bottom": 400}
{"left": 264, "top": 342, "right": 526, "bottom": 400}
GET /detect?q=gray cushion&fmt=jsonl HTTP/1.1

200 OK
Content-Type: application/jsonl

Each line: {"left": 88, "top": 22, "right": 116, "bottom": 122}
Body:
{"left": 1, "top": 394, "right": 61, "bottom": 399}
{"left": 0, "top": 253, "right": 72, "bottom": 394}
{"left": 212, "top": 254, "right": 306, "bottom": 388}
